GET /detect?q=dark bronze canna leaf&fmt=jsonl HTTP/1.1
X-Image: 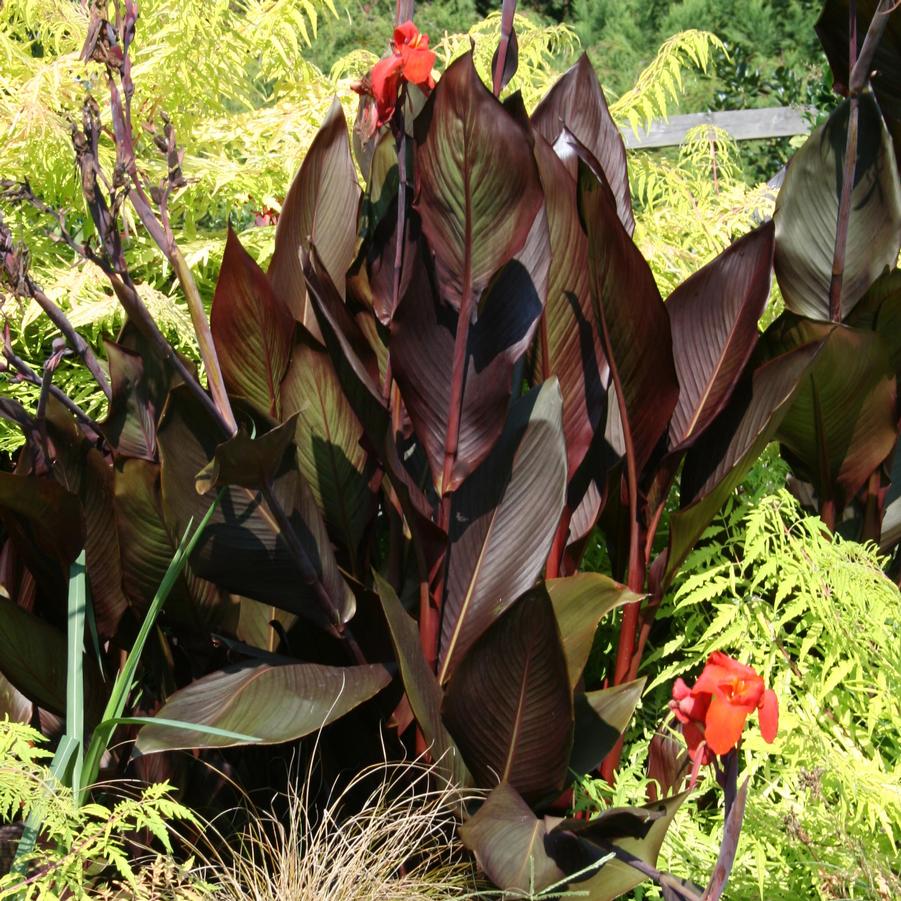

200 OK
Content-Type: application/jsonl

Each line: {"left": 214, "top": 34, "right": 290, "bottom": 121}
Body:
{"left": 532, "top": 53, "right": 633, "bottom": 235}
{"left": 438, "top": 382, "right": 566, "bottom": 681}
{"left": 443, "top": 586, "right": 573, "bottom": 800}
{"left": 269, "top": 98, "right": 361, "bottom": 329}
{"left": 414, "top": 52, "right": 543, "bottom": 313}
{"left": 210, "top": 227, "right": 296, "bottom": 419}
{"left": 135, "top": 660, "right": 390, "bottom": 754}
{"left": 773, "top": 94, "right": 901, "bottom": 322}
{"left": 667, "top": 222, "right": 775, "bottom": 451}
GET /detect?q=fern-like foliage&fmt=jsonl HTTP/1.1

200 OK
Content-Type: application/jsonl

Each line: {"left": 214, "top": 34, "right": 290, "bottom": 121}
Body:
{"left": 629, "top": 125, "right": 776, "bottom": 298}
{"left": 622, "top": 490, "right": 901, "bottom": 900}
{"left": 608, "top": 29, "right": 724, "bottom": 132}
{"left": 0, "top": 719, "right": 208, "bottom": 899}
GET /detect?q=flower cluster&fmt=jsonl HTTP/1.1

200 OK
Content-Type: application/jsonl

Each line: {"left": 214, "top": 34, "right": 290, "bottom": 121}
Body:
{"left": 671, "top": 652, "right": 778, "bottom": 764}
{"left": 353, "top": 22, "right": 436, "bottom": 140}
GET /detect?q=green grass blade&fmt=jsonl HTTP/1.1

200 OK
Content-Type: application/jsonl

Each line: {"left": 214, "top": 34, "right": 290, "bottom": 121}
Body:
{"left": 66, "top": 550, "right": 87, "bottom": 798}
{"left": 78, "top": 493, "right": 222, "bottom": 804}
{"left": 110, "top": 716, "right": 262, "bottom": 744}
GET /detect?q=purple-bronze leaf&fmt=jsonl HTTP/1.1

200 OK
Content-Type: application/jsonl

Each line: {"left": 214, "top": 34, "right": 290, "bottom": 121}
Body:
{"left": 774, "top": 93, "right": 901, "bottom": 322}
{"left": 135, "top": 660, "right": 390, "bottom": 754}
{"left": 0, "top": 472, "right": 83, "bottom": 600}
{"left": 373, "top": 572, "right": 471, "bottom": 788}
{"left": 438, "top": 381, "right": 566, "bottom": 681}
{"left": 533, "top": 135, "right": 609, "bottom": 486}
{"left": 42, "top": 402, "right": 130, "bottom": 637}
{"left": 211, "top": 228, "right": 295, "bottom": 419}
{"left": 443, "top": 586, "right": 573, "bottom": 800}
{"left": 668, "top": 222, "right": 774, "bottom": 450}
{"left": 0, "top": 594, "right": 103, "bottom": 722}
{"left": 269, "top": 98, "right": 361, "bottom": 330}
{"left": 579, "top": 161, "right": 679, "bottom": 478}
{"left": 100, "top": 341, "right": 158, "bottom": 461}
{"left": 158, "top": 387, "right": 354, "bottom": 628}
{"left": 533, "top": 53, "right": 634, "bottom": 235}
{"left": 666, "top": 340, "right": 823, "bottom": 585}
{"left": 414, "top": 52, "right": 543, "bottom": 311}
{"left": 114, "top": 458, "right": 232, "bottom": 628}
{"left": 765, "top": 315, "right": 898, "bottom": 510}
{"left": 391, "top": 254, "right": 544, "bottom": 494}
{"left": 459, "top": 783, "right": 565, "bottom": 894}
{"left": 281, "top": 332, "right": 377, "bottom": 565}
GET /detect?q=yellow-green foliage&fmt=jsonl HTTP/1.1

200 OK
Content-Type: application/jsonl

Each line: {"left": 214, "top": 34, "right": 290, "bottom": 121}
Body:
{"left": 0, "top": 719, "right": 206, "bottom": 899}
{"left": 581, "top": 491, "right": 901, "bottom": 900}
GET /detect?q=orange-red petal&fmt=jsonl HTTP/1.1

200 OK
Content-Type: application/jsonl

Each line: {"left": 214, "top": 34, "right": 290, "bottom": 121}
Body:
{"left": 394, "top": 21, "right": 420, "bottom": 46}
{"left": 399, "top": 45, "right": 436, "bottom": 85}
{"left": 704, "top": 693, "right": 750, "bottom": 755}
{"left": 758, "top": 688, "right": 779, "bottom": 743}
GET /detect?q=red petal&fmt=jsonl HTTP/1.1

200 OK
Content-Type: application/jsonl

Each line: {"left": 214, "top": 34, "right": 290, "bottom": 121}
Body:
{"left": 758, "top": 688, "right": 779, "bottom": 743}
{"left": 394, "top": 21, "right": 419, "bottom": 46}
{"left": 400, "top": 46, "right": 436, "bottom": 86}
{"left": 370, "top": 55, "right": 404, "bottom": 123}
{"left": 704, "top": 693, "right": 749, "bottom": 755}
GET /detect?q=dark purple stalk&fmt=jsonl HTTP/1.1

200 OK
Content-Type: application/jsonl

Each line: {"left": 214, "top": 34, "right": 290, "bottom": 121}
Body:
{"left": 492, "top": 0, "right": 517, "bottom": 96}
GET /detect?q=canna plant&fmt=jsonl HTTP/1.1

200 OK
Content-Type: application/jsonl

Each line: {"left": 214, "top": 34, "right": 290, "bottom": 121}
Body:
{"left": 1, "top": 0, "right": 900, "bottom": 896}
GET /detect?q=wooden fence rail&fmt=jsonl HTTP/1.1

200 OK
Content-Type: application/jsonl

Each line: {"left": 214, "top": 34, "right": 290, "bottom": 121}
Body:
{"left": 621, "top": 105, "right": 816, "bottom": 150}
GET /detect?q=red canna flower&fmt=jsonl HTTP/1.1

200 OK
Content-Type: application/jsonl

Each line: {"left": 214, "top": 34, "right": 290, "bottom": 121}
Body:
{"left": 670, "top": 652, "right": 778, "bottom": 762}
{"left": 353, "top": 21, "right": 436, "bottom": 139}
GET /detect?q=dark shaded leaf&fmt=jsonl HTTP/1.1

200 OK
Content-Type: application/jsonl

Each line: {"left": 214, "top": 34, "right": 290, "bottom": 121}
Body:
{"left": 195, "top": 415, "right": 299, "bottom": 494}
{"left": 135, "top": 661, "right": 390, "bottom": 753}
{"left": 281, "top": 333, "right": 377, "bottom": 564}
{"left": 533, "top": 135, "right": 609, "bottom": 484}
{"left": 391, "top": 255, "right": 544, "bottom": 494}
{"left": 533, "top": 53, "right": 634, "bottom": 235}
{"left": 773, "top": 93, "right": 901, "bottom": 321}
{"left": 305, "top": 254, "right": 443, "bottom": 568}
{"left": 668, "top": 222, "right": 774, "bottom": 449}
{"left": 269, "top": 98, "right": 361, "bottom": 327}
{"left": 443, "top": 586, "right": 573, "bottom": 799}
{"left": 438, "top": 382, "right": 566, "bottom": 680}
{"left": 114, "top": 458, "right": 233, "bottom": 627}
{"left": 580, "top": 162, "right": 679, "bottom": 477}
{"left": 816, "top": 1, "right": 901, "bottom": 120}
{"left": 373, "top": 572, "right": 471, "bottom": 787}
{"left": 100, "top": 341, "right": 158, "bottom": 460}
{"left": 546, "top": 573, "right": 639, "bottom": 689}
{"left": 459, "top": 782, "right": 565, "bottom": 894}
{"left": 41, "top": 401, "right": 131, "bottom": 636}
{"left": 666, "top": 341, "right": 822, "bottom": 584}
{"left": 158, "top": 387, "right": 354, "bottom": 627}
{"left": 569, "top": 680, "right": 646, "bottom": 776}
{"left": 0, "top": 595, "right": 102, "bottom": 722}
{"left": 552, "top": 793, "right": 689, "bottom": 900}
{"left": 414, "top": 52, "right": 542, "bottom": 310}
{"left": 0, "top": 472, "right": 83, "bottom": 599}
{"left": 211, "top": 227, "right": 296, "bottom": 418}
{"left": 766, "top": 315, "right": 897, "bottom": 508}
